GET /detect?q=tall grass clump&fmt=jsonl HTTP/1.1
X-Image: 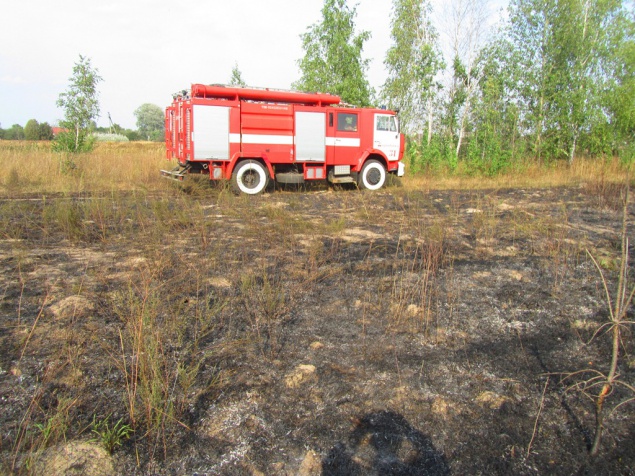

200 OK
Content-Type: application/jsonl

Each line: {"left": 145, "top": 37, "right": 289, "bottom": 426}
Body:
{"left": 389, "top": 221, "right": 448, "bottom": 335}
{"left": 239, "top": 267, "right": 290, "bottom": 359}
{"left": 41, "top": 198, "right": 86, "bottom": 242}
{"left": 112, "top": 255, "right": 227, "bottom": 455}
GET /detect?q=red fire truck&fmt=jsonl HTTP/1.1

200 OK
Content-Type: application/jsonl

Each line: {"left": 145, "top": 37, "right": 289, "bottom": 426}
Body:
{"left": 163, "top": 84, "right": 405, "bottom": 194}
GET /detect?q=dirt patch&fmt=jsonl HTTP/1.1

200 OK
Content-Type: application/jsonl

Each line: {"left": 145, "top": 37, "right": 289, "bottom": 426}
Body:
{"left": 32, "top": 441, "right": 115, "bottom": 476}
{"left": 0, "top": 185, "right": 633, "bottom": 475}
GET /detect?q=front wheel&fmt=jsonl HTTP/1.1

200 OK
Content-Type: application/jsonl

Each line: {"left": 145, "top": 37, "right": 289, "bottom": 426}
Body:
{"left": 231, "top": 160, "right": 270, "bottom": 195}
{"left": 358, "top": 159, "right": 386, "bottom": 191}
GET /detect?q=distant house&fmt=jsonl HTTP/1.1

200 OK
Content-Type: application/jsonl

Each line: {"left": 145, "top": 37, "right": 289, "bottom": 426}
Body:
{"left": 52, "top": 127, "right": 68, "bottom": 136}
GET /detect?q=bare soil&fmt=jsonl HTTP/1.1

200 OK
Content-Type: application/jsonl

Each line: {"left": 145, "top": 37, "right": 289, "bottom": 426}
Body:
{"left": 0, "top": 183, "right": 633, "bottom": 475}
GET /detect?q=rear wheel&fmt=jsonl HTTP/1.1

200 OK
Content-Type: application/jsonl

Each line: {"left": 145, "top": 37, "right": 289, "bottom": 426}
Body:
{"left": 358, "top": 159, "right": 386, "bottom": 191}
{"left": 231, "top": 160, "right": 269, "bottom": 195}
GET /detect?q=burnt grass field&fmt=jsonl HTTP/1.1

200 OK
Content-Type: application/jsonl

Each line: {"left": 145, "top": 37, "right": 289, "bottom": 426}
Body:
{"left": 0, "top": 181, "right": 634, "bottom": 475}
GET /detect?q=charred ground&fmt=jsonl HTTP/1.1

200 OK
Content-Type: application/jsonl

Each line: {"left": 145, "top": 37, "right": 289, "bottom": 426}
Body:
{"left": 0, "top": 183, "right": 633, "bottom": 475}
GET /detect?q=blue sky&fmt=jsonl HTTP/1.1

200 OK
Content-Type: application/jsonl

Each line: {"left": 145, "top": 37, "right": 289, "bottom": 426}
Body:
{"left": 0, "top": 0, "right": 505, "bottom": 130}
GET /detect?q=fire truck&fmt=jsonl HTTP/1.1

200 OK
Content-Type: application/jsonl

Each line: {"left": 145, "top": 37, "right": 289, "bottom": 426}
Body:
{"left": 162, "top": 84, "right": 405, "bottom": 194}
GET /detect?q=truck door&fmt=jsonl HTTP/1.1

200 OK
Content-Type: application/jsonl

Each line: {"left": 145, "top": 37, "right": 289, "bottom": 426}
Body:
{"left": 330, "top": 111, "right": 361, "bottom": 165}
{"left": 373, "top": 114, "right": 400, "bottom": 161}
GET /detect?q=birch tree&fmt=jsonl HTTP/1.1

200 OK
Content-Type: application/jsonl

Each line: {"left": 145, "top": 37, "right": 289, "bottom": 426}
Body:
{"left": 294, "top": 0, "right": 373, "bottom": 106}
{"left": 55, "top": 55, "right": 102, "bottom": 153}
{"left": 608, "top": 19, "right": 635, "bottom": 159}
{"left": 552, "top": 0, "right": 623, "bottom": 162}
{"left": 507, "top": 0, "right": 629, "bottom": 162}
{"left": 229, "top": 63, "right": 247, "bottom": 87}
{"left": 465, "top": 37, "right": 522, "bottom": 174}
{"left": 382, "top": 0, "right": 444, "bottom": 138}
{"left": 442, "top": 0, "right": 490, "bottom": 158}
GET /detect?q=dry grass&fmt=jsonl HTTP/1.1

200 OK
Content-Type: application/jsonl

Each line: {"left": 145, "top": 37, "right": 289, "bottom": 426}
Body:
{"left": 0, "top": 141, "right": 631, "bottom": 196}
{"left": 401, "top": 157, "right": 630, "bottom": 192}
{"left": 0, "top": 141, "right": 167, "bottom": 195}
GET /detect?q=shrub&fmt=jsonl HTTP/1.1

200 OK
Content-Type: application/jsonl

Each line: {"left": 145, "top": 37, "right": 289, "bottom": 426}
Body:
{"left": 92, "top": 133, "right": 130, "bottom": 142}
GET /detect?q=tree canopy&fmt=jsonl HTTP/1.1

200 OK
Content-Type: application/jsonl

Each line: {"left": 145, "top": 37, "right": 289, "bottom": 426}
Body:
{"left": 382, "top": 0, "right": 444, "bottom": 136}
{"left": 229, "top": 63, "right": 247, "bottom": 87}
{"left": 55, "top": 55, "right": 102, "bottom": 152}
{"left": 294, "top": 0, "right": 373, "bottom": 106}
{"left": 384, "top": 0, "right": 635, "bottom": 172}
{"left": 134, "top": 103, "right": 164, "bottom": 141}
{"left": 24, "top": 119, "right": 54, "bottom": 140}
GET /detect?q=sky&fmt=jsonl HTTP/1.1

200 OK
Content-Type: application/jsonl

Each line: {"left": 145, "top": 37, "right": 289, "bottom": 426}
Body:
{"left": 0, "top": 0, "right": 506, "bottom": 131}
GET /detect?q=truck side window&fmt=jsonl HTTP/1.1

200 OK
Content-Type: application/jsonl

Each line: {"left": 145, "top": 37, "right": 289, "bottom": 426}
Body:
{"left": 377, "top": 115, "right": 397, "bottom": 132}
{"left": 337, "top": 113, "right": 358, "bottom": 132}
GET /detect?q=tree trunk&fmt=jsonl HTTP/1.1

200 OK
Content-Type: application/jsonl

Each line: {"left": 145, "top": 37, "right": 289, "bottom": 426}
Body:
{"left": 456, "top": 99, "right": 471, "bottom": 158}
{"left": 456, "top": 122, "right": 464, "bottom": 158}
{"left": 75, "top": 124, "right": 80, "bottom": 152}
{"left": 427, "top": 97, "right": 433, "bottom": 146}
{"left": 569, "top": 133, "right": 578, "bottom": 165}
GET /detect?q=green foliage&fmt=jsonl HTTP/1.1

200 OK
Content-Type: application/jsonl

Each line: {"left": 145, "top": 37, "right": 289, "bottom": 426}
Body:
{"left": 619, "top": 142, "right": 635, "bottom": 165}
{"left": 33, "top": 419, "right": 57, "bottom": 446}
{"left": 90, "top": 415, "right": 133, "bottom": 454}
{"left": 229, "top": 63, "right": 247, "bottom": 86}
{"left": 94, "top": 124, "right": 141, "bottom": 141}
{"left": 461, "top": 38, "right": 524, "bottom": 175}
{"left": 407, "top": 134, "right": 456, "bottom": 173}
{"left": 38, "top": 122, "right": 54, "bottom": 140}
{"left": 24, "top": 119, "right": 40, "bottom": 141}
{"left": 92, "top": 132, "right": 130, "bottom": 142}
{"left": 52, "top": 130, "right": 95, "bottom": 155}
{"left": 382, "top": 0, "right": 444, "bottom": 134}
{"left": 134, "top": 103, "right": 164, "bottom": 141}
{"left": 400, "top": 0, "right": 634, "bottom": 175}
{"left": 442, "top": 56, "right": 469, "bottom": 143}
{"left": 56, "top": 55, "right": 102, "bottom": 153}
{"left": 23, "top": 119, "right": 54, "bottom": 141}
{"left": 294, "top": 0, "right": 373, "bottom": 106}
{"left": 123, "top": 129, "right": 142, "bottom": 141}
{"left": 3, "top": 124, "right": 25, "bottom": 140}
{"left": 607, "top": 18, "right": 635, "bottom": 152}
{"left": 505, "top": 0, "right": 631, "bottom": 162}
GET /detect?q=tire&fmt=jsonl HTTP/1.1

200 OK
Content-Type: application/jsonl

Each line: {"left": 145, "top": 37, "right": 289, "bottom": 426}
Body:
{"left": 358, "top": 159, "right": 386, "bottom": 191}
{"left": 231, "top": 160, "right": 269, "bottom": 195}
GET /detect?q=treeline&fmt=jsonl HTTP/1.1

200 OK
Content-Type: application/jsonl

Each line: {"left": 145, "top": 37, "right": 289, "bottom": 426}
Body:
{"left": 0, "top": 121, "right": 155, "bottom": 142}
{"left": 0, "top": 120, "right": 162, "bottom": 142}
{"left": 296, "top": 0, "right": 635, "bottom": 174}
{"left": 0, "top": 121, "right": 54, "bottom": 141}
{"left": 1, "top": 98, "right": 165, "bottom": 144}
